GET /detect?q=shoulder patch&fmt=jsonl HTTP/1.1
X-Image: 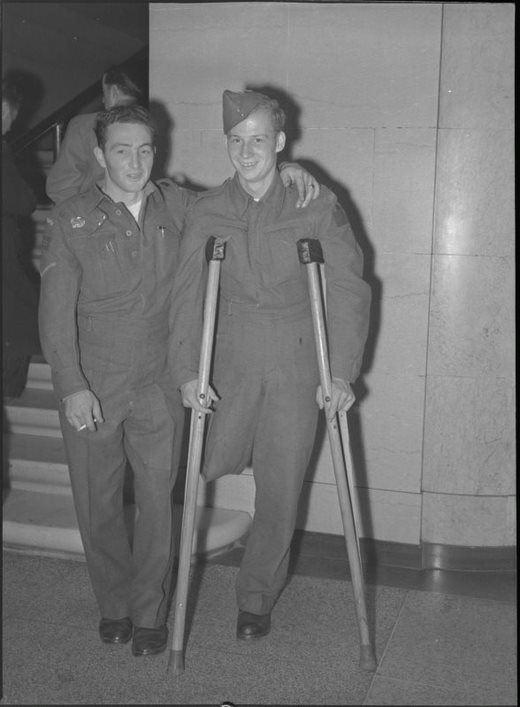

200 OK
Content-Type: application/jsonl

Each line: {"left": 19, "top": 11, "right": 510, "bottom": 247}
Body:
{"left": 71, "top": 216, "right": 86, "bottom": 229}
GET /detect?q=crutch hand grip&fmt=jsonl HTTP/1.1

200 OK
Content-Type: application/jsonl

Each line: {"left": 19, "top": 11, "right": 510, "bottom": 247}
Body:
{"left": 205, "top": 236, "right": 226, "bottom": 262}
{"left": 297, "top": 238, "right": 324, "bottom": 265}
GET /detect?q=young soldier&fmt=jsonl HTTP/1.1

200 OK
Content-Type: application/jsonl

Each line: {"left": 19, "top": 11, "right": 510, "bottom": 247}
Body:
{"left": 170, "top": 90, "right": 371, "bottom": 640}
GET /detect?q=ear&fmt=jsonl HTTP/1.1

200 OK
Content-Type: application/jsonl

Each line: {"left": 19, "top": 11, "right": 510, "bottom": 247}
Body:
{"left": 93, "top": 146, "right": 106, "bottom": 169}
{"left": 275, "top": 131, "right": 286, "bottom": 153}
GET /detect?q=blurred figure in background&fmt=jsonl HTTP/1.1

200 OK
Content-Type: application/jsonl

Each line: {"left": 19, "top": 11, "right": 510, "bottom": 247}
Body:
{"left": 2, "top": 76, "right": 41, "bottom": 399}
{"left": 46, "top": 66, "right": 144, "bottom": 205}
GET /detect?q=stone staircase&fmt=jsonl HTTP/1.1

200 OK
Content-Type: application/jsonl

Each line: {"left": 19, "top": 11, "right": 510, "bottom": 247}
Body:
{"left": 3, "top": 359, "right": 252, "bottom": 560}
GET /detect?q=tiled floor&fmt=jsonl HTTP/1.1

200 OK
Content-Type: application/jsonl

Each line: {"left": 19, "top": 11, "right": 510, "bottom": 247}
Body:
{"left": 1, "top": 539, "right": 517, "bottom": 706}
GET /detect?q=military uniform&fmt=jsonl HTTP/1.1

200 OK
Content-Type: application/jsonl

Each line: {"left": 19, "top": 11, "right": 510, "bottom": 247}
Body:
{"left": 39, "top": 179, "right": 195, "bottom": 627}
{"left": 170, "top": 172, "right": 371, "bottom": 615}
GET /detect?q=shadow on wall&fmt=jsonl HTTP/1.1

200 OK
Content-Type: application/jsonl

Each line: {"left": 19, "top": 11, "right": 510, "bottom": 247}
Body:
{"left": 149, "top": 99, "right": 209, "bottom": 193}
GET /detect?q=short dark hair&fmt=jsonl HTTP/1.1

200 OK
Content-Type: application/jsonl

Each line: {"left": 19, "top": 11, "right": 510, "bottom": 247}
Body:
{"left": 102, "top": 66, "right": 143, "bottom": 102}
{"left": 253, "top": 96, "right": 286, "bottom": 133}
{"left": 94, "top": 105, "right": 157, "bottom": 150}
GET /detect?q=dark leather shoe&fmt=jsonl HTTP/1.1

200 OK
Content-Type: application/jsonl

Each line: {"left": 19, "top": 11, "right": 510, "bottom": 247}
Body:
{"left": 132, "top": 625, "right": 168, "bottom": 656}
{"left": 236, "top": 610, "right": 271, "bottom": 640}
{"left": 99, "top": 617, "right": 133, "bottom": 644}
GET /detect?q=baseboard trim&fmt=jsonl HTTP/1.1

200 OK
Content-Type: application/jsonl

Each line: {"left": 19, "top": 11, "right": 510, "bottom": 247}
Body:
{"left": 293, "top": 531, "right": 517, "bottom": 572}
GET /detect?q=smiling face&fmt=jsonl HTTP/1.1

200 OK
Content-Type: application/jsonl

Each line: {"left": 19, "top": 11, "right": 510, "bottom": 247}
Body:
{"left": 226, "top": 107, "right": 286, "bottom": 199}
{"left": 94, "top": 121, "right": 154, "bottom": 204}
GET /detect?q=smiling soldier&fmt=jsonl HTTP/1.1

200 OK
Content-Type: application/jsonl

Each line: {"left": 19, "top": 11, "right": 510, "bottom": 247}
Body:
{"left": 169, "top": 90, "right": 371, "bottom": 640}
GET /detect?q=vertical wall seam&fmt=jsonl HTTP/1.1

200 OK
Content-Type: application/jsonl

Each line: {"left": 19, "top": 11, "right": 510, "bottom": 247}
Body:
{"left": 419, "top": 2, "right": 446, "bottom": 561}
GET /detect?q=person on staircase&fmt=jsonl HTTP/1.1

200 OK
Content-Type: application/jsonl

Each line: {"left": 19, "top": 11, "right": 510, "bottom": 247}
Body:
{"left": 2, "top": 76, "right": 41, "bottom": 399}
{"left": 46, "top": 66, "right": 145, "bottom": 205}
{"left": 38, "top": 103, "right": 321, "bottom": 657}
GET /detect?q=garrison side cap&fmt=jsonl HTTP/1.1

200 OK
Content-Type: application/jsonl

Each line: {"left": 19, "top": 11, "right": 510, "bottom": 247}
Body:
{"left": 222, "top": 89, "right": 268, "bottom": 133}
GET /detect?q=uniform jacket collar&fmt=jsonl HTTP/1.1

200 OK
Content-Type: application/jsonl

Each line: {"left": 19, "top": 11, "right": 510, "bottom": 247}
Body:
{"left": 80, "top": 181, "right": 157, "bottom": 215}
{"left": 229, "top": 171, "right": 286, "bottom": 220}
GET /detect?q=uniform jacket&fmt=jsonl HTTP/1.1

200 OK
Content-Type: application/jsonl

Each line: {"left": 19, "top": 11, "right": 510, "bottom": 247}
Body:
{"left": 46, "top": 113, "right": 103, "bottom": 205}
{"left": 169, "top": 172, "right": 371, "bottom": 387}
{"left": 39, "top": 179, "right": 196, "bottom": 401}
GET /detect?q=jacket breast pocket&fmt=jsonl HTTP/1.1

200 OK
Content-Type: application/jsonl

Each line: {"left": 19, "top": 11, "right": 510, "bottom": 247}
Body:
{"left": 154, "top": 224, "right": 180, "bottom": 279}
{"left": 71, "top": 229, "right": 128, "bottom": 297}
{"left": 261, "top": 224, "right": 309, "bottom": 287}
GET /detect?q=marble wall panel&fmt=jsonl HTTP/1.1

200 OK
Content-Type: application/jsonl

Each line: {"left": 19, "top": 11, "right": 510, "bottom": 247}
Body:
{"left": 287, "top": 3, "right": 441, "bottom": 128}
{"left": 433, "top": 129, "right": 514, "bottom": 257}
{"left": 151, "top": 3, "right": 289, "bottom": 131}
{"left": 427, "top": 254, "right": 515, "bottom": 378}
{"left": 284, "top": 128, "right": 375, "bottom": 240}
{"left": 422, "top": 492, "right": 516, "bottom": 546}
{"left": 373, "top": 128, "right": 437, "bottom": 254}
{"left": 155, "top": 127, "right": 231, "bottom": 186}
{"left": 423, "top": 374, "right": 516, "bottom": 496}
{"left": 297, "top": 482, "right": 421, "bottom": 543}
{"left": 440, "top": 4, "right": 514, "bottom": 130}
{"left": 367, "top": 253, "right": 430, "bottom": 378}
{"left": 354, "top": 373, "right": 425, "bottom": 494}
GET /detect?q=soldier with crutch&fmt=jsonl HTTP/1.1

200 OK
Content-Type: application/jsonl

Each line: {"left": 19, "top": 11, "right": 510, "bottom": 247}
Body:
{"left": 169, "top": 90, "right": 372, "bottom": 655}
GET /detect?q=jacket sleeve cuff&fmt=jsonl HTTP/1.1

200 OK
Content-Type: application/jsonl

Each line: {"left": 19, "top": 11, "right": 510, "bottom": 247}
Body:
{"left": 51, "top": 367, "right": 90, "bottom": 401}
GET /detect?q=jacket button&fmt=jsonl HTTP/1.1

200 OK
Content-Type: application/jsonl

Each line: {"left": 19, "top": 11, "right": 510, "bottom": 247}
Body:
{"left": 126, "top": 230, "right": 132, "bottom": 237}
{"left": 115, "top": 209, "right": 122, "bottom": 216}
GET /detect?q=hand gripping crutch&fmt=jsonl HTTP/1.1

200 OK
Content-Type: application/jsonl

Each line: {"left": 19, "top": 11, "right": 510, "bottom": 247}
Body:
{"left": 168, "top": 236, "right": 226, "bottom": 674}
{"left": 297, "top": 238, "right": 376, "bottom": 672}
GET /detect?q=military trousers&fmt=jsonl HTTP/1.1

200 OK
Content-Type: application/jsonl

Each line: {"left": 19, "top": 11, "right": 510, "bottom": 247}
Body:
{"left": 60, "top": 379, "right": 184, "bottom": 628}
{"left": 203, "top": 300, "right": 320, "bottom": 615}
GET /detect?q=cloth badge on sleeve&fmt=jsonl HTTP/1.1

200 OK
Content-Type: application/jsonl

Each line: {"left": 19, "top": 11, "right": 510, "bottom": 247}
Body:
{"left": 71, "top": 216, "right": 86, "bottom": 229}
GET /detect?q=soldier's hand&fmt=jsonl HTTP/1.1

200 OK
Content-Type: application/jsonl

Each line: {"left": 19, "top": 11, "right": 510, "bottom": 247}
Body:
{"left": 279, "top": 162, "right": 320, "bottom": 208}
{"left": 63, "top": 390, "right": 104, "bottom": 432}
{"left": 180, "top": 379, "right": 219, "bottom": 413}
{"left": 316, "top": 378, "right": 355, "bottom": 421}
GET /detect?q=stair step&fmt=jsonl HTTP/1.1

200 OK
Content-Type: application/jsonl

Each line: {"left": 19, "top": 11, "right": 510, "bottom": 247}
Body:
{"left": 27, "top": 360, "right": 53, "bottom": 390}
{"left": 4, "top": 387, "right": 60, "bottom": 437}
{"left": 3, "top": 489, "right": 251, "bottom": 560}
{"left": 4, "top": 433, "right": 71, "bottom": 495}
{"left": 3, "top": 358, "right": 252, "bottom": 560}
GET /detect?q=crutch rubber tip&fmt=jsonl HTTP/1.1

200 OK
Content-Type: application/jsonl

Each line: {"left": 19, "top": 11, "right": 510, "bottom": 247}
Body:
{"left": 359, "top": 645, "right": 377, "bottom": 672}
{"left": 297, "top": 238, "right": 324, "bottom": 264}
{"left": 168, "top": 649, "right": 185, "bottom": 674}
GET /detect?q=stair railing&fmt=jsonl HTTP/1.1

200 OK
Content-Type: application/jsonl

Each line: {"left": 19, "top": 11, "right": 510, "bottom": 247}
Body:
{"left": 6, "top": 45, "right": 148, "bottom": 159}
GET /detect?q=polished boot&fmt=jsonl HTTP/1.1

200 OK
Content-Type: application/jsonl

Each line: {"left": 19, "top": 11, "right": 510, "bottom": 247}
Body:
{"left": 132, "top": 625, "right": 168, "bottom": 656}
{"left": 99, "top": 617, "right": 133, "bottom": 644}
{"left": 236, "top": 610, "right": 271, "bottom": 640}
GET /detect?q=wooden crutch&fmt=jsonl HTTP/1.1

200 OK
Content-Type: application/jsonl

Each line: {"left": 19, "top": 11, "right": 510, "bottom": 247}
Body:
{"left": 297, "top": 238, "right": 376, "bottom": 672}
{"left": 168, "top": 236, "right": 226, "bottom": 674}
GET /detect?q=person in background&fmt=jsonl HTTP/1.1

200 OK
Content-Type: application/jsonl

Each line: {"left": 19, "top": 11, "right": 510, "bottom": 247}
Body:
{"left": 169, "top": 89, "right": 371, "bottom": 641}
{"left": 45, "top": 66, "right": 144, "bottom": 205}
{"left": 2, "top": 77, "right": 41, "bottom": 399}
{"left": 38, "top": 103, "right": 320, "bottom": 659}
